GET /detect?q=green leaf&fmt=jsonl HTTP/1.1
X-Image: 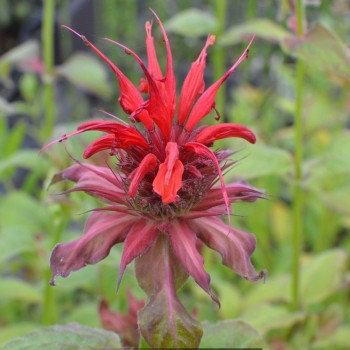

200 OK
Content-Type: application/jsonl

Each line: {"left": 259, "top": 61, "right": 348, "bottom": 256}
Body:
{"left": 0, "top": 40, "right": 39, "bottom": 79}
{"left": 57, "top": 53, "right": 111, "bottom": 99}
{"left": 0, "top": 227, "right": 36, "bottom": 264}
{"left": 0, "top": 323, "right": 39, "bottom": 347}
{"left": 0, "top": 278, "right": 42, "bottom": 303}
{"left": 282, "top": 24, "right": 350, "bottom": 82}
{"left": 0, "top": 150, "right": 49, "bottom": 173}
{"left": 300, "top": 249, "right": 347, "bottom": 305}
{"left": 219, "top": 19, "right": 293, "bottom": 46}
{"left": 0, "top": 323, "right": 121, "bottom": 350}
{"left": 0, "top": 192, "right": 51, "bottom": 233}
{"left": 231, "top": 143, "right": 292, "bottom": 180}
{"left": 241, "top": 304, "right": 305, "bottom": 334}
{"left": 200, "top": 320, "right": 260, "bottom": 348}
{"left": 312, "top": 325, "right": 350, "bottom": 350}
{"left": 164, "top": 9, "right": 217, "bottom": 38}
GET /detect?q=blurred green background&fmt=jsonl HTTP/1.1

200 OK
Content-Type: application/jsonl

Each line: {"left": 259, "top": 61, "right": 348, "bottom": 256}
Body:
{"left": 0, "top": 0, "right": 349, "bottom": 349}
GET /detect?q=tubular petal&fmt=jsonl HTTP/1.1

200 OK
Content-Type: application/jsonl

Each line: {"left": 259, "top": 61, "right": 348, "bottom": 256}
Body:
{"left": 169, "top": 220, "right": 219, "bottom": 305}
{"left": 128, "top": 153, "right": 158, "bottom": 197}
{"left": 185, "top": 37, "right": 254, "bottom": 132}
{"left": 153, "top": 142, "right": 184, "bottom": 203}
{"left": 195, "top": 123, "right": 256, "bottom": 145}
{"left": 104, "top": 37, "right": 172, "bottom": 139}
{"left": 61, "top": 25, "right": 153, "bottom": 130}
{"left": 150, "top": 9, "right": 176, "bottom": 121}
{"left": 83, "top": 134, "right": 115, "bottom": 158}
{"left": 177, "top": 35, "right": 215, "bottom": 125}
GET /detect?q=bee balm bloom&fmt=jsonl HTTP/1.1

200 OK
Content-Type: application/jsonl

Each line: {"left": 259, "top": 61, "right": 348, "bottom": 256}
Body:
{"left": 46, "top": 10, "right": 265, "bottom": 348}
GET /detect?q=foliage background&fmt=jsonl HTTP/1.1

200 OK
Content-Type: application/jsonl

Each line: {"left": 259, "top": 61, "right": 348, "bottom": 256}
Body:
{"left": 0, "top": 0, "right": 349, "bottom": 349}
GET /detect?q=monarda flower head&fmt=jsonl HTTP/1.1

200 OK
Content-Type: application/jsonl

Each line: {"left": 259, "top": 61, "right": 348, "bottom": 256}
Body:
{"left": 46, "top": 10, "right": 265, "bottom": 348}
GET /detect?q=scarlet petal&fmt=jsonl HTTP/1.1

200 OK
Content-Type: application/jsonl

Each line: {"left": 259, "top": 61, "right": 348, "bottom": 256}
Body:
{"left": 185, "top": 37, "right": 254, "bottom": 132}
{"left": 190, "top": 217, "right": 264, "bottom": 281}
{"left": 169, "top": 220, "right": 219, "bottom": 305}
{"left": 83, "top": 134, "right": 115, "bottom": 159}
{"left": 195, "top": 123, "right": 256, "bottom": 145}
{"left": 128, "top": 153, "right": 158, "bottom": 197}
{"left": 117, "top": 220, "right": 158, "bottom": 290}
{"left": 50, "top": 211, "right": 135, "bottom": 285}
{"left": 177, "top": 35, "right": 215, "bottom": 125}
{"left": 153, "top": 142, "right": 184, "bottom": 204}
{"left": 61, "top": 26, "right": 153, "bottom": 130}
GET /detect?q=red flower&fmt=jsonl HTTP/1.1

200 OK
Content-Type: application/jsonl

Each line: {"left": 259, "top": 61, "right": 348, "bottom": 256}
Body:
{"left": 46, "top": 10, "right": 265, "bottom": 347}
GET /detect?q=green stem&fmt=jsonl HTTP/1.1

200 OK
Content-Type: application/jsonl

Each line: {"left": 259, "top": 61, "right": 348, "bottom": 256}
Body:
{"left": 43, "top": 209, "right": 68, "bottom": 325}
{"left": 41, "top": 0, "right": 56, "bottom": 141}
{"left": 292, "top": 0, "right": 305, "bottom": 311}
{"left": 213, "top": 0, "right": 227, "bottom": 116}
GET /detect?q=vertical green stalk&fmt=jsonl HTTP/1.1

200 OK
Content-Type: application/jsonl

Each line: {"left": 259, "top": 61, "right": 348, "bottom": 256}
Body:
{"left": 41, "top": 0, "right": 56, "bottom": 141}
{"left": 292, "top": 0, "right": 305, "bottom": 311}
{"left": 43, "top": 209, "right": 68, "bottom": 325}
{"left": 213, "top": 0, "right": 227, "bottom": 115}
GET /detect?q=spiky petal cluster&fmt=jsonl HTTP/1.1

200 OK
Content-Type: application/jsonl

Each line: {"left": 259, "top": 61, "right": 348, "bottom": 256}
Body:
{"left": 47, "top": 11, "right": 264, "bottom": 328}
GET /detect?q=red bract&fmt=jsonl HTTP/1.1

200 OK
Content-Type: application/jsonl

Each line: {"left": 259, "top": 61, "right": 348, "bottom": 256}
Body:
{"left": 46, "top": 10, "right": 265, "bottom": 348}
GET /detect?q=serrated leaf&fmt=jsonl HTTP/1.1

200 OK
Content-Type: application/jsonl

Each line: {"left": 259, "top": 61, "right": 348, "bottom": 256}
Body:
{"left": 164, "top": 9, "right": 217, "bottom": 38}
{"left": 300, "top": 249, "right": 347, "bottom": 305}
{"left": 0, "top": 323, "right": 39, "bottom": 347}
{"left": 200, "top": 320, "right": 260, "bottom": 348}
{"left": 0, "top": 323, "right": 121, "bottom": 350}
{"left": 219, "top": 19, "right": 293, "bottom": 46}
{"left": 232, "top": 143, "right": 292, "bottom": 179}
{"left": 57, "top": 53, "right": 111, "bottom": 99}
{"left": 282, "top": 24, "right": 350, "bottom": 82}
{"left": 0, "top": 278, "right": 42, "bottom": 303}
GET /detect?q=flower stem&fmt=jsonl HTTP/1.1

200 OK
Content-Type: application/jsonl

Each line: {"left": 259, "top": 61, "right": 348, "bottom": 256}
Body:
{"left": 40, "top": 0, "right": 56, "bottom": 141}
{"left": 213, "top": 0, "right": 227, "bottom": 115}
{"left": 292, "top": 0, "right": 305, "bottom": 311}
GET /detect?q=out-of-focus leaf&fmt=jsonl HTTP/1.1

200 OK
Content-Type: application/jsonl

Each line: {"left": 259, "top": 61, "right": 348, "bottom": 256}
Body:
{"left": 216, "top": 281, "right": 242, "bottom": 319}
{"left": 283, "top": 24, "right": 350, "bottom": 82}
{"left": 318, "top": 185, "right": 350, "bottom": 216}
{"left": 164, "top": 9, "right": 217, "bottom": 38}
{"left": 0, "top": 97, "right": 15, "bottom": 115}
{"left": 0, "top": 227, "right": 36, "bottom": 264}
{"left": 0, "top": 192, "right": 51, "bottom": 233}
{"left": 200, "top": 320, "right": 260, "bottom": 348}
{"left": 301, "top": 249, "right": 347, "bottom": 305}
{"left": 1, "top": 323, "right": 121, "bottom": 350}
{"left": 57, "top": 53, "right": 111, "bottom": 99}
{"left": 244, "top": 275, "right": 291, "bottom": 308}
{"left": 0, "top": 279, "right": 42, "bottom": 303}
{"left": 241, "top": 304, "right": 305, "bottom": 334}
{"left": 0, "top": 150, "right": 49, "bottom": 172}
{"left": 312, "top": 325, "right": 350, "bottom": 350}
{"left": 232, "top": 143, "right": 292, "bottom": 180}
{"left": 0, "top": 40, "right": 40, "bottom": 78}
{"left": 0, "top": 323, "right": 39, "bottom": 347}
{"left": 64, "top": 303, "right": 100, "bottom": 328}
{"left": 219, "top": 19, "right": 293, "bottom": 46}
